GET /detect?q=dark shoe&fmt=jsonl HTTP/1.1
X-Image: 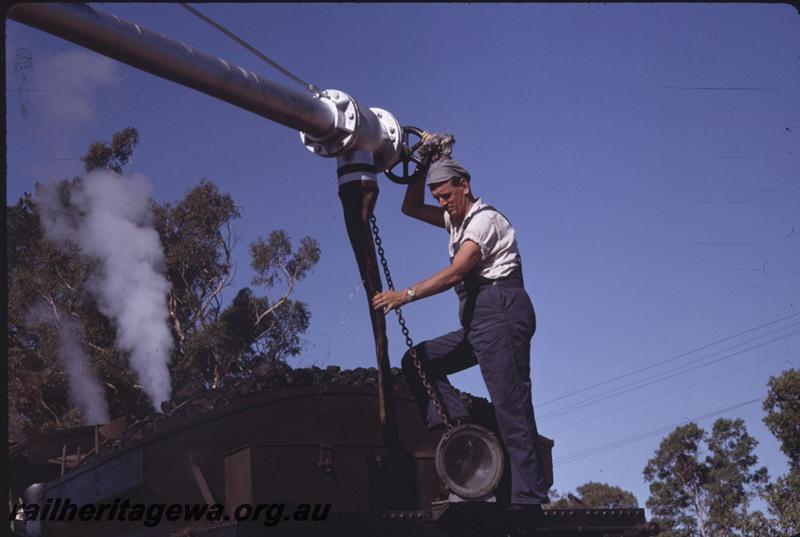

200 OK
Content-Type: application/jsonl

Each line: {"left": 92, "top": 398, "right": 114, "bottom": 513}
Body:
{"left": 505, "top": 503, "right": 544, "bottom": 513}
{"left": 503, "top": 503, "right": 544, "bottom": 528}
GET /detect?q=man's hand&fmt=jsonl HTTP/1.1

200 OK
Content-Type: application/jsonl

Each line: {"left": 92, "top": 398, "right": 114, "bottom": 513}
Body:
{"left": 373, "top": 242, "right": 481, "bottom": 314}
{"left": 414, "top": 131, "right": 435, "bottom": 172}
{"left": 421, "top": 130, "right": 435, "bottom": 147}
{"left": 372, "top": 290, "right": 410, "bottom": 315}
{"left": 401, "top": 129, "right": 447, "bottom": 229}
{"left": 417, "top": 131, "right": 455, "bottom": 163}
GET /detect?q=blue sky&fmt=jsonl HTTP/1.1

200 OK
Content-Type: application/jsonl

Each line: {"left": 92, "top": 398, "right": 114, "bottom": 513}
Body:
{"left": 6, "top": 3, "right": 799, "bottom": 513}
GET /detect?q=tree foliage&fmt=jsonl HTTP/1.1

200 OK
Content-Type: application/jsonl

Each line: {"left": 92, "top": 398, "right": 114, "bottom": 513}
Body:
{"left": 8, "top": 128, "right": 321, "bottom": 438}
{"left": 575, "top": 481, "right": 639, "bottom": 508}
{"left": 763, "top": 467, "right": 800, "bottom": 535}
{"left": 762, "top": 369, "right": 800, "bottom": 534}
{"left": 763, "top": 369, "right": 800, "bottom": 469}
{"left": 81, "top": 127, "right": 140, "bottom": 174}
{"left": 643, "top": 419, "right": 769, "bottom": 537}
{"left": 547, "top": 482, "right": 638, "bottom": 509}
{"left": 153, "top": 187, "right": 320, "bottom": 389}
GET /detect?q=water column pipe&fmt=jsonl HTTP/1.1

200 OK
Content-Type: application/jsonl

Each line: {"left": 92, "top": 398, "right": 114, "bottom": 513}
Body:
{"left": 299, "top": 92, "right": 405, "bottom": 449}
{"left": 9, "top": 2, "right": 404, "bottom": 449}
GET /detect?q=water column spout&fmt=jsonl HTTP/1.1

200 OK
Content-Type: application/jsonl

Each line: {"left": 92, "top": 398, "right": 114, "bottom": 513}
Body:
{"left": 337, "top": 150, "right": 398, "bottom": 450}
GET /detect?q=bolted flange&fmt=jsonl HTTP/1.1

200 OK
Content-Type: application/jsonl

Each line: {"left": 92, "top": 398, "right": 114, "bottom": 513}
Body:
{"left": 300, "top": 90, "right": 403, "bottom": 173}
{"left": 300, "top": 89, "right": 359, "bottom": 157}
{"left": 367, "top": 107, "right": 403, "bottom": 172}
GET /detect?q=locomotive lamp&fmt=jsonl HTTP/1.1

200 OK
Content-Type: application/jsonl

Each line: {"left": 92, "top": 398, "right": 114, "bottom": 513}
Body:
{"left": 436, "top": 424, "right": 505, "bottom": 501}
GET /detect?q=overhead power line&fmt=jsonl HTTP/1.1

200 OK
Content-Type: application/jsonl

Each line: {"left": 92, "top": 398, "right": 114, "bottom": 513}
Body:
{"left": 554, "top": 396, "right": 765, "bottom": 467}
{"left": 544, "top": 347, "right": 798, "bottom": 434}
{"left": 179, "top": 3, "right": 321, "bottom": 97}
{"left": 538, "top": 311, "right": 800, "bottom": 407}
{"left": 539, "top": 327, "right": 800, "bottom": 421}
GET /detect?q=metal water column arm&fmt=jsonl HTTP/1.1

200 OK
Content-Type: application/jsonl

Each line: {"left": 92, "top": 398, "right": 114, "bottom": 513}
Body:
{"left": 8, "top": 3, "right": 404, "bottom": 172}
{"left": 7, "top": 2, "right": 336, "bottom": 138}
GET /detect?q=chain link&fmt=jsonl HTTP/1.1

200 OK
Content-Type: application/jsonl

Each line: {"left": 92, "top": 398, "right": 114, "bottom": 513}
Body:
{"left": 370, "top": 215, "right": 452, "bottom": 429}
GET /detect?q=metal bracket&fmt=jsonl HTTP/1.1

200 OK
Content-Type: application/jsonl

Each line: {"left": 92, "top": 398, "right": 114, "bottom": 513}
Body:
{"left": 317, "top": 444, "right": 336, "bottom": 475}
{"left": 188, "top": 453, "right": 218, "bottom": 505}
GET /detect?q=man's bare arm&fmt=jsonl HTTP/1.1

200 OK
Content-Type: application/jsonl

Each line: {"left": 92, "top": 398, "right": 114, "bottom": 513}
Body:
{"left": 371, "top": 240, "right": 482, "bottom": 313}
{"left": 408, "top": 240, "right": 481, "bottom": 299}
{"left": 401, "top": 171, "right": 446, "bottom": 228}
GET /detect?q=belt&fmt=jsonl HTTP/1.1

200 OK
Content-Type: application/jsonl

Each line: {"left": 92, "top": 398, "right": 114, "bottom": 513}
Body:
{"left": 456, "top": 270, "right": 524, "bottom": 295}
{"left": 475, "top": 275, "right": 524, "bottom": 289}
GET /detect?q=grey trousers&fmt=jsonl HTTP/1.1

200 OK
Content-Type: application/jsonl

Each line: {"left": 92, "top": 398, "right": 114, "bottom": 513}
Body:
{"left": 401, "top": 274, "right": 550, "bottom": 505}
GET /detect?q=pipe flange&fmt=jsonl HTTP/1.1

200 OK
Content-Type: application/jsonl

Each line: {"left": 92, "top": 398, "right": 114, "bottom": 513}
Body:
{"left": 368, "top": 107, "right": 403, "bottom": 171}
{"left": 300, "top": 89, "right": 358, "bottom": 157}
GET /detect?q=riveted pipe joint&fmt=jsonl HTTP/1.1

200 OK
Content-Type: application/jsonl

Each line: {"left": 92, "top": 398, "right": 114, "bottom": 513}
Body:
{"left": 367, "top": 107, "right": 403, "bottom": 172}
{"left": 300, "top": 90, "right": 359, "bottom": 157}
{"left": 300, "top": 90, "right": 403, "bottom": 174}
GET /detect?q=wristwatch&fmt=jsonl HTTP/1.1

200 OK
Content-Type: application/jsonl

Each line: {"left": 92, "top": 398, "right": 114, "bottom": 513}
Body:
{"left": 405, "top": 288, "right": 417, "bottom": 301}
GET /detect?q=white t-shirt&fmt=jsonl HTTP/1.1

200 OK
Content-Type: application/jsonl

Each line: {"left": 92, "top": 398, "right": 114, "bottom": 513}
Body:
{"left": 444, "top": 198, "right": 521, "bottom": 279}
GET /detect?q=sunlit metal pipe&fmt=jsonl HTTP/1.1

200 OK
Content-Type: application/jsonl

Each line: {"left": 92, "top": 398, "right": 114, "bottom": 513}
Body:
{"left": 8, "top": 2, "right": 335, "bottom": 138}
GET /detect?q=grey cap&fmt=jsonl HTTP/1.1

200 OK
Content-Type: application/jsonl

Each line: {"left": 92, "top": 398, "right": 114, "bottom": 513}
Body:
{"left": 426, "top": 158, "right": 471, "bottom": 186}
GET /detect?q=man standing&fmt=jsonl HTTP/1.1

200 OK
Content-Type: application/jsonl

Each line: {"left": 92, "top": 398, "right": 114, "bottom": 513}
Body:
{"left": 371, "top": 134, "right": 550, "bottom": 510}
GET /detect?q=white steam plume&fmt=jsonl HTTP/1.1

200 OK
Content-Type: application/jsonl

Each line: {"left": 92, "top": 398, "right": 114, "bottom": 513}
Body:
{"left": 37, "top": 171, "right": 173, "bottom": 410}
{"left": 13, "top": 48, "right": 122, "bottom": 182}
{"left": 37, "top": 49, "right": 121, "bottom": 125}
{"left": 26, "top": 303, "right": 110, "bottom": 425}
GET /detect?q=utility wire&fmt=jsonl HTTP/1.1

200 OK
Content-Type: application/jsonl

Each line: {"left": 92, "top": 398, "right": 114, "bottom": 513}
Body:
{"left": 554, "top": 396, "right": 765, "bottom": 467}
{"left": 540, "top": 324, "right": 800, "bottom": 419}
{"left": 539, "top": 328, "right": 800, "bottom": 421}
{"left": 538, "top": 311, "right": 800, "bottom": 407}
{"left": 544, "top": 347, "right": 798, "bottom": 434}
{"left": 179, "top": 3, "right": 322, "bottom": 97}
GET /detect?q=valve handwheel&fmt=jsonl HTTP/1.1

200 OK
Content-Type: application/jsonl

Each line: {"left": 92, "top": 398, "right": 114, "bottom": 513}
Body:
{"left": 384, "top": 126, "right": 428, "bottom": 185}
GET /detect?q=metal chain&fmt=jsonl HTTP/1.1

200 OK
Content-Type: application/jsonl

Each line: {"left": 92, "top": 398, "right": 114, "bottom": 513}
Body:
{"left": 369, "top": 215, "right": 453, "bottom": 429}
{"left": 179, "top": 3, "right": 322, "bottom": 97}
